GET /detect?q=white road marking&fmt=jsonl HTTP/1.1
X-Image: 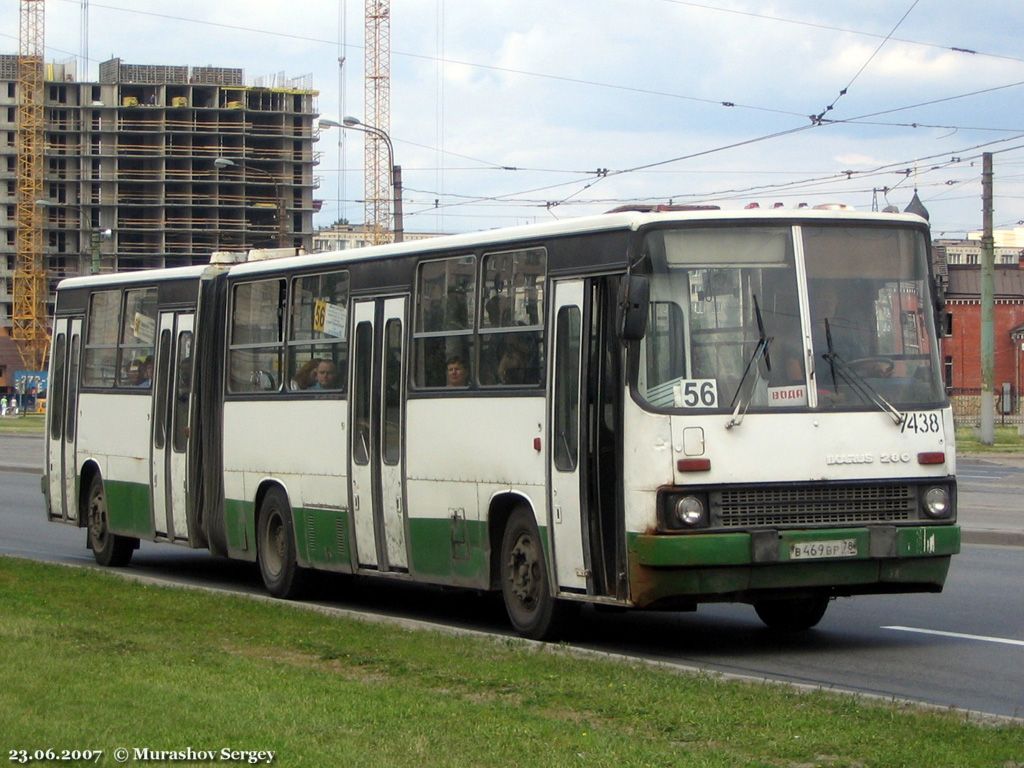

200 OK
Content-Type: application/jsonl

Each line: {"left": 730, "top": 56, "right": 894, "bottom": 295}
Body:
{"left": 882, "top": 626, "right": 1024, "bottom": 647}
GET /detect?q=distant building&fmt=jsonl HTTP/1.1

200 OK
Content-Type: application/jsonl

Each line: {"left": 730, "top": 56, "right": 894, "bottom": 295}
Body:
{"left": 0, "top": 55, "right": 320, "bottom": 392}
{"left": 313, "top": 223, "right": 445, "bottom": 252}
{"left": 936, "top": 231, "right": 1024, "bottom": 423}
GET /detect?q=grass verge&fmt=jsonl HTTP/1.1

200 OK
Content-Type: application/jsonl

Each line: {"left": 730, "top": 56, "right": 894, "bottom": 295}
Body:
{"left": 955, "top": 425, "right": 1024, "bottom": 454}
{"left": 0, "top": 558, "right": 1020, "bottom": 767}
{"left": 0, "top": 414, "right": 44, "bottom": 436}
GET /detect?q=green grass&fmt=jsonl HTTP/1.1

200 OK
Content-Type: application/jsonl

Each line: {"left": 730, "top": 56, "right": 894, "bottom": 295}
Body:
{"left": 0, "top": 558, "right": 1019, "bottom": 767}
{"left": 955, "top": 425, "right": 1024, "bottom": 454}
{"left": 0, "top": 414, "right": 44, "bottom": 435}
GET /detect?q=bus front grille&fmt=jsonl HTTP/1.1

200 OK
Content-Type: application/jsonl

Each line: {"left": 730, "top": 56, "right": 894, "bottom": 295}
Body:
{"left": 713, "top": 484, "right": 917, "bottom": 528}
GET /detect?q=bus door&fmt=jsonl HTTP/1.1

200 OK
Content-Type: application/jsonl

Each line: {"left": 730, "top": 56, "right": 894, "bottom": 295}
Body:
{"left": 549, "top": 280, "right": 587, "bottom": 592}
{"left": 550, "top": 278, "right": 621, "bottom": 599}
{"left": 349, "top": 297, "right": 409, "bottom": 571}
{"left": 151, "top": 312, "right": 194, "bottom": 540}
{"left": 47, "top": 316, "right": 83, "bottom": 521}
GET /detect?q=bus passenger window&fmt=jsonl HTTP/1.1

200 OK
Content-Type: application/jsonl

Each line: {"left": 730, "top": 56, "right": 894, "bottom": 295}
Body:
{"left": 83, "top": 290, "right": 120, "bottom": 387}
{"left": 479, "top": 247, "right": 546, "bottom": 388}
{"left": 287, "top": 271, "right": 349, "bottom": 394}
{"left": 228, "top": 279, "right": 285, "bottom": 394}
{"left": 117, "top": 287, "right": 157, "bottom": 389}
{"left": 412, "top": 255, "right": 476, "bottom": 388}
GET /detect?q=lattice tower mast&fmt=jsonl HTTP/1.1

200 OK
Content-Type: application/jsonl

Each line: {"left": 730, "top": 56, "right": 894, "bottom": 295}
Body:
{"left": 364, "top": 0, "right": 391, "bottom": 245}
{"left": 13, "top": 0, "right": 47, "bottom": 370}
{"left": 80, "top": 0, "right": 88, "bottom": 79}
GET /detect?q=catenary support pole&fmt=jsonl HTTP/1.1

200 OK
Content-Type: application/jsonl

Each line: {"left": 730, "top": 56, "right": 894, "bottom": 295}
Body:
{"left": 979, "top": 152, "right": 995, "bottom": 445}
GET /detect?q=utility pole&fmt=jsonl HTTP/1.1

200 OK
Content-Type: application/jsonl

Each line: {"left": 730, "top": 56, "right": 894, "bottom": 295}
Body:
{"left": 979, "top": 152, "right": 995, "bottom": 445}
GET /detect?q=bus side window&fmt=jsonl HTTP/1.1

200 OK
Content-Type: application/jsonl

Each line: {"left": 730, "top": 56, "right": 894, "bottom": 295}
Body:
{"left": 228, "top": 279, "right": 284, "bottom": 394}
{"left": 83, "top": 290, "right": 120, "bottom": 387}
{"left": 412, "top": 255, "right": 476, "bottom": 388}
{"left": 117, "top": 287, "right": 157, "bottom": 388}
{"left": 287, "top": 270, "right": 349, "bottom": 394}
{"left": 479, "top": 247, "right": 546, "bottom": 388}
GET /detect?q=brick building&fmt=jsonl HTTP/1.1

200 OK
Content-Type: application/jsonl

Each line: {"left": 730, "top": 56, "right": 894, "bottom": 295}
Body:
{"left": 936, "top": 232, "right": 1024, "bottom": 422}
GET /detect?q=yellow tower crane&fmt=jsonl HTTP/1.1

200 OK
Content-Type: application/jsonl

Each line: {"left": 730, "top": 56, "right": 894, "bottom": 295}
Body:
{"left": 12, "top": 0, "right": 48, "bottom": 371}
{"left": 364, "top": 0, "right": 391, "bottom": 245}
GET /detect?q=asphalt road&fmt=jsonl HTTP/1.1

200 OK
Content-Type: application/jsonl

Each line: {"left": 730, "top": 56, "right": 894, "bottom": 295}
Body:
{"left": 2, "top": 463, "right": 1022, "bottom": 719}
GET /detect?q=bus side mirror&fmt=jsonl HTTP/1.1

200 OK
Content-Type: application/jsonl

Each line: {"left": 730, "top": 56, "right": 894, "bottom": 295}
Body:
{"left": 617, "top": 274, "right": 649, "bottom": 341}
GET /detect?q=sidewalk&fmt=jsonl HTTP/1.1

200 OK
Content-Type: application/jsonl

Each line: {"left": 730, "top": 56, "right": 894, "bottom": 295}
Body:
{"left": 2, "top": 435, "right": 1020, "bottom": 547}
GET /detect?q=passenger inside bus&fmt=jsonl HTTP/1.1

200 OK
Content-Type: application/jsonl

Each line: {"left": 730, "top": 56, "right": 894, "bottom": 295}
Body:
{"left": 310, "top": 360, "right": 337, "bottom": 390}
{"left": 446, "top": 355, "right": 468, "bottom": 387}
{"left": 129, "top": 356, "right": 153, "bottom": 388}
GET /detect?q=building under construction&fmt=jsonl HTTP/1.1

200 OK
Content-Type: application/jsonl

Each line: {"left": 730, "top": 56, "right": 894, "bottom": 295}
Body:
{"left": 0, "top": 55, "right": 320, "bottom": 388}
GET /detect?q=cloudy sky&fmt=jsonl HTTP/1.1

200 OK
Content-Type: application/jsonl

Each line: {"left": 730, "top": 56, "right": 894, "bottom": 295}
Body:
{"left": 3, "top": 0, "right": 1022, "bottom": 237}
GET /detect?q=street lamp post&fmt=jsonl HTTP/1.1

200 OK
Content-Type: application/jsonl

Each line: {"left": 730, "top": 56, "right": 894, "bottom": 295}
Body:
{"left": 334, "top": 116, "right": 404, "bottom": 244}
{"left": 35, "top": 199, "right": 112, "bottom": 275}
{"left": 214, "top": 157, "right": 289, "bottom": 248}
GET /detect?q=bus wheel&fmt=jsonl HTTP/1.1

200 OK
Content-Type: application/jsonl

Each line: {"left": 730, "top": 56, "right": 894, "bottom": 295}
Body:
{"left": 86, "top": 475, "right": 135, "bottom": 567}
{"left": 257, "top": 487, "right": 306, "bottom": 599}
{"left": 754, "top": 595, "right": 829, "bottom": 632}
{"left": 500, "top": 508, "right": 572, "bottom": 640}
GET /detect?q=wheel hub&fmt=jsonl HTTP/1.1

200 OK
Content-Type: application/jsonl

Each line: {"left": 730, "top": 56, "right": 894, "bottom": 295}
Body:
{"left": 507, "top": 535, "right": 539, "bottom": 606}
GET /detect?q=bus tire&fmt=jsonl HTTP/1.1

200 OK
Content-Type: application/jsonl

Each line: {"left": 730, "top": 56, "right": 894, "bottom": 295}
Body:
{"left": 86, "top": 474, "right": 135, "bottom": 567}
{"left": 754, "top": 595, "right": 829, "bottom": 632}
{"left": 256, "top": 487, "right": 307, "bottom": 599}
{"left": 500, "top": 507, "right": 573, "bottom": 640}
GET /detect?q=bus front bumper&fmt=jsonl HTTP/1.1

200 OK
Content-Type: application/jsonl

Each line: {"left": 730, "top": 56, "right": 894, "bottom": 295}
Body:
{"left": 626, "top": 524, "right": 960, "bottom": 608}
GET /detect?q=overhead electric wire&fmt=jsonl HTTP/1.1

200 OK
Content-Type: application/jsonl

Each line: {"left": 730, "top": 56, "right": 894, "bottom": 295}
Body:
{"left": 811, "top": 0, "right": 920, "bottom": 124}
{"left": 651, "top": 0, "right": 1024, "bottom": 67}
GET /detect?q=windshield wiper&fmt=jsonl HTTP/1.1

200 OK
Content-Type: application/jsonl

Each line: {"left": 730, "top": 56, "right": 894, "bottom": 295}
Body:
{"left": 822, "top": 318, "right": 902, "bottom": 426}
{"left": 726, "top": 295, "right": 772, "bottom": 430}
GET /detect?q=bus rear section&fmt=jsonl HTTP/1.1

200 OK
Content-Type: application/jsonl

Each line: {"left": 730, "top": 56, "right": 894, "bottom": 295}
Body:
{"left": 44, "top": 269, "right": 208, "bottom": 564}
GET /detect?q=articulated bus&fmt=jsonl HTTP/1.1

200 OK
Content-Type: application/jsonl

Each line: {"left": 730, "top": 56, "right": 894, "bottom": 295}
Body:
{"left": 43, "top": 208, "right": 959, "bottom": 639}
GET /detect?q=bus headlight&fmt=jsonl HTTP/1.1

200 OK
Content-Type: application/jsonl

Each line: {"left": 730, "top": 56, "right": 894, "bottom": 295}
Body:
{"left": 659, "top": 491, "right": 710, "bottom": 532}
{"left": 669, "top": 495, "right": 706, "bottom": 529}
{"left": 674, "top": 496, "right": 706, "bottom": 526}
{"left": 922, "top": 486, "right": 951, "bottom": 519}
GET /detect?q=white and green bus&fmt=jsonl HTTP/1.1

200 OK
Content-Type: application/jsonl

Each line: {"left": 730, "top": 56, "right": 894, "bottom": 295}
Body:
{"left": 43, "top": 207, "right": 959, "bottom": 639}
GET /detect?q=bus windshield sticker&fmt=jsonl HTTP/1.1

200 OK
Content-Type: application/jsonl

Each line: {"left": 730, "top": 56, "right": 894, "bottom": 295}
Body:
{"left": 673, "top": 379, "right": 718, "bottom": 408}
{"left": 767, "top": 384, "right": 807, "bottom": 407}
{"left": 131, "top": 312, "right": 155, "bottom": 344}
{"left": 314, "top": 299, "right": 348, "bottom": 340}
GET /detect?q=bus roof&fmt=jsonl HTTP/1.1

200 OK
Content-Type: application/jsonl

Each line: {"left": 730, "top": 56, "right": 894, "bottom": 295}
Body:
{"left": 56, "top": 263, "right": 212, "bottom": 291}
{"left": 56, "top": 208, "right": 930, "bottom": 287}
{"left": 229, "top": 207, "right": 929, "bottom": 278}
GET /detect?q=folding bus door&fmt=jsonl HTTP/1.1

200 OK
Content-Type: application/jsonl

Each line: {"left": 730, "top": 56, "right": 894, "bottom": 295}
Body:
{"left": 349, "top": 297, "right": 409, "bottom": 571}
{"left": 549, "top": 280, "right": 587, "bottom": 591}
{"left": 151, "top": 312, "right": 194, "bottom": 540}
{"left": 47, "top": 316, "right": 83, "bottom": 522}
{"left": 549, "top": 277, "right": 621, "bottom": 599}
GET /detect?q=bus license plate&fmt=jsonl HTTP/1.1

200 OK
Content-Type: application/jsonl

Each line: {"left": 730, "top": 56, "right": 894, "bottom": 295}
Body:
{"left": 789, "top": 539, "right": 858, "bottom": 560}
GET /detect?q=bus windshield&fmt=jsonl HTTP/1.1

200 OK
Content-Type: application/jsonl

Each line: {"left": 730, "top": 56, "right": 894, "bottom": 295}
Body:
{"left": 636, "top": 224, "right": 945, "bottom": 413}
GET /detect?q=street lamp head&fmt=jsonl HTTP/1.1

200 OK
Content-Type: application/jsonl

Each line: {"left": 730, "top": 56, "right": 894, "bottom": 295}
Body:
{"left": 213, "top": 157, "right": 237, "bottom": 170}
{"left": 342, "top": 116, "right": 362, "bottom": 128}
{"left": 319, "top": 119, "right": 342, "bottom": 129}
